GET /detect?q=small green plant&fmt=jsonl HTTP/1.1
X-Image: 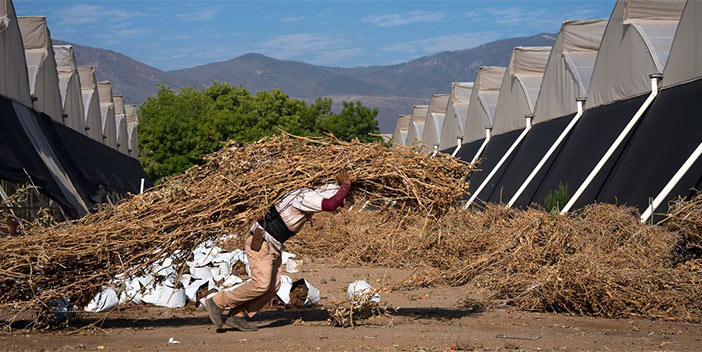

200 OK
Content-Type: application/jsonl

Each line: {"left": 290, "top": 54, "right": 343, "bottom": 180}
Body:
{"left": 544, "top": 182, "right": 569, "bottom": 213}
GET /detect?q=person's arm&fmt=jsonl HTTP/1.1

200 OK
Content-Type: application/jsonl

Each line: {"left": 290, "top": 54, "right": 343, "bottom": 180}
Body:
{"left": 321, "top": 184, "right": 350, "bottom": 211}
{"left": 321, "top": 172, "right": 351, "bottom": 211}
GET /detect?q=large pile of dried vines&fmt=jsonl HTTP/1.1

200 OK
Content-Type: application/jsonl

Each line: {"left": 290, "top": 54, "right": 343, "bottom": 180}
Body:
{"left": 0, "top": 135, "right": 471, "bottom": 320}
{"left": 290, "top": 195, "right": 702, "bottom": 322}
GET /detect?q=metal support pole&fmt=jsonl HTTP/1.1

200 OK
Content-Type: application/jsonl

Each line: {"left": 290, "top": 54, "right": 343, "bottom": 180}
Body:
{"left": 466, "top": 117, "right": 533, "bottom": 209}
{"left": 507, "top": 99, "right": 585, "bottom": 208}
{"left": 561, "top": 76, "right": 660, "bottom": 215}
{"left": 640, "top": 141, "right": 702, "bottom": 223}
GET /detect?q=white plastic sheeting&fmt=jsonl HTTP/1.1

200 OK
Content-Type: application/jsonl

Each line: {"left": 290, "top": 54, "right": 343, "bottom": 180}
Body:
{"left": 421, "top": 94, "right": 450, "bottom": 152}
{"left": 97, "top": 81, "right": 117, "bottom": 149}
{"left": 462, "top": 67, "right": 505, "bottom": 143}
{"left": 405, "top": 105, "right": 429, "bottom": 147}
{"left": 18, "top": 16, "right": 63, "bottom": 122}
{"left": 439, "top": 82, "right": 473, "bottom": 151}
{"left": 0, "top": 0, "right": 31, "bottom": 105}
{"left": 585, "top": 0, "right": 684, "bottom": 109}
{"left": 125, "top": 103, "right": 140, "bottom": 159}
{"left": 534, "top": 20, "right": 606, "bottom": 123}
{"left": 491, "top": 47, "right": 551, "bottom": 136}
{"left": 53, "top": 45, "right": 86, "bottom": 133}
{"left": 113, "top": 95, "right": 130, "bottom": 155}
{"left": 84, "top": 236, "right": 317, "bottom": 311}
{"left": 662, "top": 0, "right": 702, "bottom": 88}
{"left": 391, "top": 114, "right": 411, "bottom": 148}
{"left": 77, "top": 66, "right": 103, "bottom": 142}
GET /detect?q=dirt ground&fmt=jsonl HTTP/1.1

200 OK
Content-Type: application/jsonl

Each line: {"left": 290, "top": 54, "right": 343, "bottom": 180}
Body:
{"left": 2, "top": 264, "right": 701, "bottom": 351}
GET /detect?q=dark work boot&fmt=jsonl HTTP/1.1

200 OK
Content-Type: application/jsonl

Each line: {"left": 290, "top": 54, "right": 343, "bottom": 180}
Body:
{"left": 225, "top": 315, "right": 258, "bottom": 332}
{"left": 205, "top": 298, "right": 224, "bottom": 328}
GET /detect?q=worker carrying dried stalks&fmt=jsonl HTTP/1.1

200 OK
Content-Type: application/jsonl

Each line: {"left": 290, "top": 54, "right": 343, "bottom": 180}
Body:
{"left": 205, "top": 171, "right": 352, "bottom": 331}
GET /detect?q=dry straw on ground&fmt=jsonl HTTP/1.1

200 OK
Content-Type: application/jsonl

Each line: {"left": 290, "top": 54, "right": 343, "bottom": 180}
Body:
{"left": 326, "top": 290, "right": 392, "bottom": 328}
{"left": 0, "top": 134, "right": 471, "bottom": 325}
{"left": 290, "top": 196, "right": 702, "bottom": 322}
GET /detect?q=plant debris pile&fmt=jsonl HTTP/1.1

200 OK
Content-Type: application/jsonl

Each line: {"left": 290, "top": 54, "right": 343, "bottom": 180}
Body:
{"left": 290, "top": 195, "right": 702, "bottom": 322}
{"left": 0, "top": 135, "right": 472, "bottom": 321}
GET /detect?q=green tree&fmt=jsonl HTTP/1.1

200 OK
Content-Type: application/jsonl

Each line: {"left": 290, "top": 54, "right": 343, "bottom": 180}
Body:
{"left": 138, "top": 83, "right": 381, "bottom": 183}
{"left": 316, "top": 101, "right": 380, "bottom": 143}
{"left": 138, "top": 84, "right": 218, "bottom": 182}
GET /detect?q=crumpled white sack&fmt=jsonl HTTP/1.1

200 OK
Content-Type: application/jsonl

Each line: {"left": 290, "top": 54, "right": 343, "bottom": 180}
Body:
{"left": 118, "top": 277, "right": 143, "bottom": 305}
{"left": 304, "top": 279, "right": 321, "bottom": 306}
{"left": 84, "top": 287, "right": 119, "bottom": 312}
{"left": 189, "top": 265, "right": 213, "bottom": 280}
{"left": 276, "top": 275, "right": 293, "bottom": 304}
{"left": 155, "top": 282, "right": 186, "bottom": 308}
{"left": 185, "top": 278, "right": 209, "bottom": 302}
{"left": 276, "top": 276, "right": 321, "bottom": 306}
{"left": 347, "top": 280, "right": 380, "bottom": 303}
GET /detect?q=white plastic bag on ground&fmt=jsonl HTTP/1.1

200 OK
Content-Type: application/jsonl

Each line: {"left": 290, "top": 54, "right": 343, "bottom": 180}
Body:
{"left": 347, "top": 280, "right": 380, "bottom": 303}
{"left": 276, "top": 275, "right": 293, "bottom": 304}
{"left": 155, "top": 282, "right": 186, "bottom": 308}
{"left": 304, "top": 279, "right": 321, "bottom": 306}
{"left": 84, "top": 287, "right": 119, "bottom": 312}
{"left": 185, "top": 278, "right": 208, "bottom": 302}
{"left": 119, "top": 277, "right": 143, "bottom": 305}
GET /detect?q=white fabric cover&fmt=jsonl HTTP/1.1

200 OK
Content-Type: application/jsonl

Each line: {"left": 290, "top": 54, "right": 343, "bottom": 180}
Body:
{"left": 18, "top": 16, "right": 63, "bottom": 121}
{"left": 491, "top": 47, "right": 551, "bottom": 136}
{"left": 662, "top": 0, "right": 701, "bottom": 88}
{"left": 113, "top": 95, "right": 129, "bottom": 155}
{"left": 53, "top": 45, "right": 86, "bottom": 133}
{"left": 125, "top": 103, "right": 140, "bottom": 159}
{"left": 392, "top": 114, "right": 411, "bottom": 148}
{"left": 624, "top": 0, "right": 686, "bottom": 20}
{"left": 0, "top": 0, "right": 31, "bottom": 105}
{"left": 585, "top": 0, "right": 683, "bottom": 109}
{"left": 439, "top": 82, "right": 473, "bottom": 150}
{"left": 97, "top": 81, "right": 117, "bottom": 149}
{"left": 421, "top": 94, "right": 450, "bottom": 149}
{"left": 534, "top": 20, "right": 607, "bottom": 124}
{"left": 405, "top": 105, "right": 429, "bottom": 147}
{"left": 463, "top": 67, "right": 505, "bottom": 143}
{"left": 77, "top": 66, "right": 103, "bottom": 142}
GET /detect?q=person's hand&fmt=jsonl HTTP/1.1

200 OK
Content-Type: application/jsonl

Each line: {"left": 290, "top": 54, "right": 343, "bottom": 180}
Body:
{"left": 336, "top": 171, "right": 351, "bottom": 185}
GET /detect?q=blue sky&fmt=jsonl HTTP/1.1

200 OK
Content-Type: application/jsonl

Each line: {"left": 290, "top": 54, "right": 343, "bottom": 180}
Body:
{"left": 15, "top": 1, "right": 615, "bottom": 71}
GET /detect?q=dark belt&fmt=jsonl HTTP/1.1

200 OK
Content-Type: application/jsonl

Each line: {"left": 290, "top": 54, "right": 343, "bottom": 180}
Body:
{"left": 258, "top": 205, "right": 295, "bottom": 244}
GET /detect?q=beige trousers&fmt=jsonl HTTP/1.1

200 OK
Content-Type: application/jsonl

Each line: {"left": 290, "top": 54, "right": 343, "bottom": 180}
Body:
{"left": 212, "top": 235, "right": 282, "bottom": 318}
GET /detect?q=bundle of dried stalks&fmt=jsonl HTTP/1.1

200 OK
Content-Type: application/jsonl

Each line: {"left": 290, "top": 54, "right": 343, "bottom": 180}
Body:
{"left": 1, "top": 185, "right": 60, "bottom": 231}
{"left": 0, "top": 134, "right": 471, "bottom": 323}
{"left": 326, "top": 291, "right": 392, "bottom": 328}
{"left": 290, "top": 196, "right": 702, "bottom": 322}
{"left": 665, "top": 194, "right": 702, "bottom": 262}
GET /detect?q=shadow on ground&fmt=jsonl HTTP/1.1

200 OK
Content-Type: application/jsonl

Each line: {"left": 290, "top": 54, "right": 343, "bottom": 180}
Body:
{"left": 1, "top": 306, "right": 481, "bottom": 331}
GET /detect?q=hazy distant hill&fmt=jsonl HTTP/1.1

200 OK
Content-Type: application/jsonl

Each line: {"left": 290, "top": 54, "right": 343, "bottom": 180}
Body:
{"left": 330, "top": 33, "right": 557, "bottom": 98}
{"left": 170, "top": 53, "right": 394, "bottom": 98}
{"left": 59, "top": 33, "right": 555, "bottom": 133}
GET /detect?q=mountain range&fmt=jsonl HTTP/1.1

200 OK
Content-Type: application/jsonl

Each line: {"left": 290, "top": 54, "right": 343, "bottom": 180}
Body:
{"left": 57, "top": 33, "right": 556, "bottom": 133}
